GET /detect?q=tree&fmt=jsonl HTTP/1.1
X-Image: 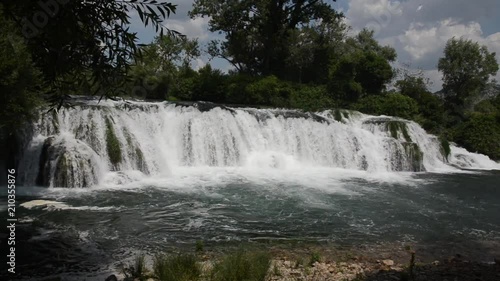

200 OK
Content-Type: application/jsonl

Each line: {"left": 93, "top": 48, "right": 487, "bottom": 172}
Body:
{"left": 328, "top": 30, "right": 395, "bottom": 105}
{"left": 190, "top": 0, "right": 342, "bottom": 77}
{"left": 438, "top": 38, "right": 499, "bottom": 114}
{"left": 394, "top": 65, "right": 432, "bottom": 100}
{"left": 128, "top": 35, "right": 200, "bottom": 99}
{"left": 1, "top": 0, "right": 177, "bottom": 107}
{"left": 286, "top": 18, "right": 348, "bottom": 83}
{"left": 0, "top": 9, "right": 42, "bottom": 133}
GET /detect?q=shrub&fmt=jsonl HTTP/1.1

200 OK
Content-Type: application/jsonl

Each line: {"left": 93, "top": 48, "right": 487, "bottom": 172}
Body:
{"left": 308, "top": 252, "right": 321, "bottom": 267}
{"left": 245, "top": 75, "right": 292, "bottom": 107}
{"left": 210, "top": 249, "right": 271, "bottom": 281}
{"left": 225, "top": 74, "right": 256, "bottom": 105}
{"left": 289, "top": 85, "right": 335, "bottom": 111}
{"left": 454, "top": 112, "right": 500, "bottom": 160}
{"left": 195, "top": 240, "right": 204, "bottom": 252}
{"left": 154, "top": 253, "right": 201, "bottom": 281}
{"left": 353, "top": 93, "right": 419, "bottom": 120}
{"left": 191, "top": 65, "right": 228, "bottom": 103}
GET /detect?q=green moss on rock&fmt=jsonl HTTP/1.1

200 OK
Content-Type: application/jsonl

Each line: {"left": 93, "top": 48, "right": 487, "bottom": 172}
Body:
{"left": 334, "top": 109, "right": 342, "bottom": 122}
{"left": 105, "top": 117, "right": 122, "bottom": 166}
{"left": 403, "top": 142, "right": 424, "bottom": 172}
{"left": 440, "top": 137, "right": 451, "bottom": 161}
{"left": 387, "top": 121, "right": 411, "bottom": 142}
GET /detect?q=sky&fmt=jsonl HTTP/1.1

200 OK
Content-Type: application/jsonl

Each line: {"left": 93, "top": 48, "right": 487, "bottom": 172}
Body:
{"left": 130, "top": 0, "right": 500, "bottom": 92}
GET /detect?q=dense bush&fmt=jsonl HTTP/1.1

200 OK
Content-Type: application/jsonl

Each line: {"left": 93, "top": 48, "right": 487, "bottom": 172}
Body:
{"left": 191, "top": 65, "right": 228, "bottom": 103}
{"left": 289, "top": 85, "right": 335, "bottom": 111}
{"left": 353, "top": 93, "right": 419, "bottom": 120}
{"left": 245, "top": 75, "right": 293, "bottom": 107}
{"left": 169, "top": 67, "right": 199, "bottom": 101}
{"left": 415, "top": 92, "right": 445, "bottom": 133}
{"left": 455, "top": 113, "right": 500, "bottom": 160}
{"left": 225, "top": 74, "right": 257, "bottom": 104}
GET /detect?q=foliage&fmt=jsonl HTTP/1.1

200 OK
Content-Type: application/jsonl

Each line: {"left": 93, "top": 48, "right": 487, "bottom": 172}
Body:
{"left": 190, "top": 0, "right": 342, "bottom": 78}
{"left": 454, "top": 112, "right": 500, "bottom": 160}
{"left": 289, "top": 85, "right": 335, "bottom": 112}
{"left": 0, "top": 9, "right": 43, "bottom": 135}
{"left": 353, "top": 93, "right": 419, "bottom": 120}
{"left": 308, "top": 252, "right": 321, "bottom": 266}
{"left": 438, "top": 38, "right": 499, "bottom": 114}
{"left": 169, "top": 66, "right": 199, "bottom": 101}
{"left": 128, "top": 35, "right": 200, "bottom": 100}
{"left": 329, "top": 30, "right": 395, "bottom": 104}
{"left": 154, "top": 253, "right": 201, "bottom": 281}
{"left": 192, "top": 65, "right": 228, "bottom": 103}
{"left": 395, "top": 72, "right": 430, "bottom": 101}
{"left": 245, "top": 76, "right": 294, "bottom": 107}
{"left": 285, "top": 18, "right": 348, "bottom": 84}
{"left": 2, "top": 0, "right": 176, "bottom": 107}
{"left": 210, "top": 249, "right": 271, "bottom": 281}
{"left": 225, "top": 74, "right": 258, "bottom": 104}
{"left": 196, "top": 240, "right": 204, "bottom": 252}
{"left": 415, "top": 92, "right": 445, "bottom": 134}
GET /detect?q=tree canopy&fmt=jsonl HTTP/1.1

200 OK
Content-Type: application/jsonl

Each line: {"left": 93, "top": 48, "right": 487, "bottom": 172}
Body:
{"left": 438, "top": 37, "right": 499, "bottom": 114}
{"left": 190, "top": 0, "right": 342, "bottom": 78}
{"left": 1, "top": 0, "right": 177, "bottom": 107}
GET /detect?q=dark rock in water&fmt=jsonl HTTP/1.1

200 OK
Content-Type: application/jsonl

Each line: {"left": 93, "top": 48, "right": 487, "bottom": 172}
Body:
{"left": 173, "top": 101, "right": 236, "bottom": 114}
{"left": 105, "top": 274, "right": 118, "bottom": 281}
{"left": 36, "top": 136, "right": 56, "bottom": 186}
{"left": 172, "top": 101, "right": 331, "bottom": 123}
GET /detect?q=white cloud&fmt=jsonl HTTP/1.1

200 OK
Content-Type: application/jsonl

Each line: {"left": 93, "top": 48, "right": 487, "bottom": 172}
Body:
{"left": 423, "top": 69, "right": 443, "bottom": 92}
{"left": 164, "top": 17, "right": 210, "bottom": 40}
{"left": 399, "top": 19, "right": 484, "bottom": 61}
{"left": 346, "top": 0, "right": 403, "bottom": 35}
{"left": 399, "top": 19, "right": 500, "bottom": 66}
{"left": 191, "top": 58, "right": 206, "bottom": 70}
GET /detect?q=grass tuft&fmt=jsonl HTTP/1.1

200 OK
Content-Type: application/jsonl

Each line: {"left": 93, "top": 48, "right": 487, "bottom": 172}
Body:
{"left": 308, "top": 252, "right": 321, "bottom": 267}
{"left": 210, "top": 249, "right": 271, "bottom": 281}
{"left": 196, "top": 240, "right": 204, "bottom": 253}
{"left": 122, "top": 254, "right": 148, "bottom": 281}
{"left": 153, "top": 253, "right": 201, "bottom": 281}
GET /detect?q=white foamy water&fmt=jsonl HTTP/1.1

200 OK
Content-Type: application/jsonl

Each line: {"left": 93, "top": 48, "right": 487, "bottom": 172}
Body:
{"left": 16, "top": 100, "right": 500, "bottom": 188}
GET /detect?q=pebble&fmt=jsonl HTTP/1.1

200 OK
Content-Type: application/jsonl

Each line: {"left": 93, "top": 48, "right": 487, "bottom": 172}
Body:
{"left": 382, "top": 259, "right": 394, "bottom": 266}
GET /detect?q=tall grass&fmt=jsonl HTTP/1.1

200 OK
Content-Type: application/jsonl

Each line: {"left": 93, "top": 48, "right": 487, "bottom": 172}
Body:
{"left": 210, "top": 249, "right": 271, "bottom": 281}
{"left": 122, "top": 254, "right": 148, "bottom": 281}
{"left": 153, "top": 253, "right": 201, "bottom": 281}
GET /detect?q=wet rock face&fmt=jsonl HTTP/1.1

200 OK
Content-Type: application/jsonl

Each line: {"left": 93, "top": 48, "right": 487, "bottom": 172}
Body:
{"left": 36, "top": 136, "right": 101, "bottom": 188}
{"left": 363, "top": 118, "right": 425, "bottom": 172}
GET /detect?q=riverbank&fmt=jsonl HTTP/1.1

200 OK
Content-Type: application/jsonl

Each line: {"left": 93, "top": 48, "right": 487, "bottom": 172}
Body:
{"left": 98, "top": 241, "right": 500, "bottom": 281}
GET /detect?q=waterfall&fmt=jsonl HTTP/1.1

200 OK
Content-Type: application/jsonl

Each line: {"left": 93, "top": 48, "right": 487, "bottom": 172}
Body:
{"left": 16, "top": 100, "right": 500, "bottom": 188}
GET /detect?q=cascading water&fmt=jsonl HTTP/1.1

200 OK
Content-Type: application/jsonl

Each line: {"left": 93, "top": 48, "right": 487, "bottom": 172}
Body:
{"left": 16, "top": 100, "right": 500, "bottom": 188}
